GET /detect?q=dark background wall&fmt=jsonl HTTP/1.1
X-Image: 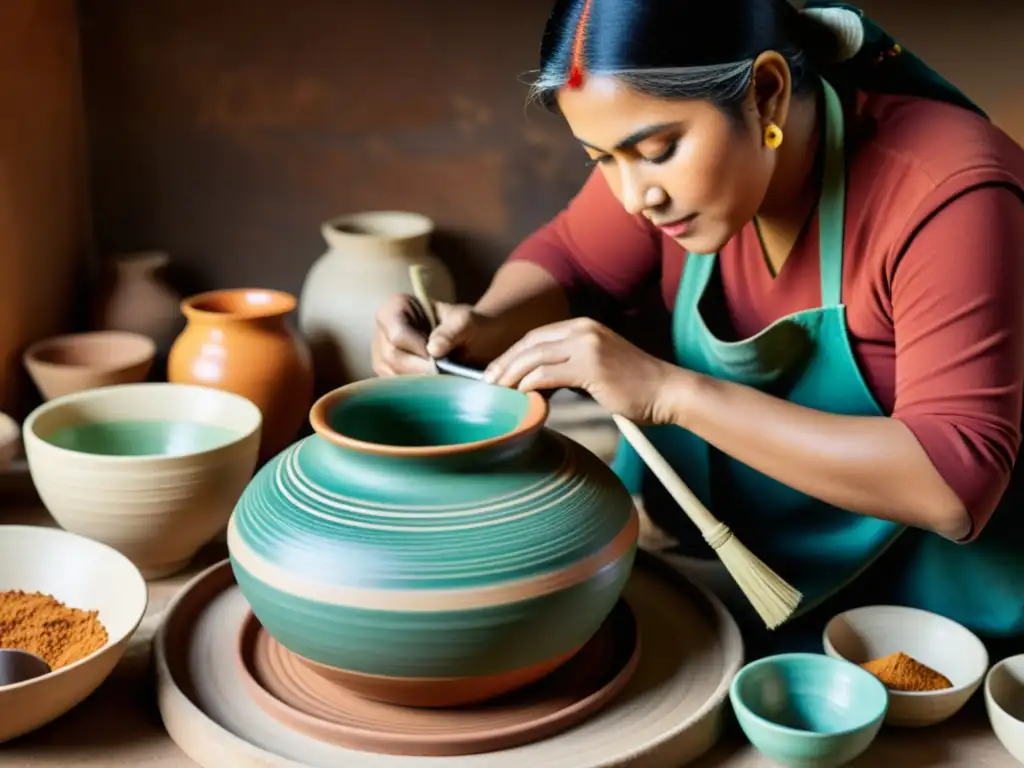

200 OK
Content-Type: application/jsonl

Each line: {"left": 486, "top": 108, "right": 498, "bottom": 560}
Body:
{"left": 76, "top": 0, "right": 1024, "bottom": 303}
{"left": 0, "top": 0, "right": 90, "bottom": 418}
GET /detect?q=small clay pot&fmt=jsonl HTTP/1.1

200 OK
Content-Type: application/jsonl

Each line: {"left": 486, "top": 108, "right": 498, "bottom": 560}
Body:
{"left": 168, "top": 289, "right": 314, "bottom": 463}
{"left": 92, "top": 251, "right": 183, "bottom": 350}
{"left": 0, "top": 411, "right": 19, "bottom": 469}
{"left": 23, "top": 331, "right": 156, "bottom": 401}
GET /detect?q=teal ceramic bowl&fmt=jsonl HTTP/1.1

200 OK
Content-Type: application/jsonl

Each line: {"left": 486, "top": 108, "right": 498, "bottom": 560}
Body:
{"left": 23, "top": 382, "right": 262, "bottom": 578}
{"left": 730, "top": 653, "right": 888, "bottom": 768}
{"left": 227, "top": 374, "right": 639, "bottom": 708}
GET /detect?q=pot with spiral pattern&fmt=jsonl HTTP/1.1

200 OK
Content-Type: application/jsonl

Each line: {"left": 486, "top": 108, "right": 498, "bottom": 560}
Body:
{"left": 226, "top": 374, "right": 639, "bottom": 708}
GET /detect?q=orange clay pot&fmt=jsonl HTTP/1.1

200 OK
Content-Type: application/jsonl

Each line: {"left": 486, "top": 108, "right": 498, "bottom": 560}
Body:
{"left": 168, "top": 289, "right": 314, "bottom": 462}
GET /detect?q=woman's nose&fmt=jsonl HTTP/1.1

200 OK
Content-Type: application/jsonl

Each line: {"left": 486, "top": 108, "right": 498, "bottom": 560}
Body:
{"left": 620, "top": 168, "right": 666, "bottom": 215}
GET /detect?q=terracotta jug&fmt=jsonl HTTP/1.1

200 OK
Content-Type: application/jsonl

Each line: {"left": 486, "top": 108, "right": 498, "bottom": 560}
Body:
{"left": 168, "top": 289, "right": 314, "bottom": 462}
{"left": 298, "top": 211, "right": 455, "bottom": 390}
{"left": 93, "top": 251, "right": 183, "bottom": 350}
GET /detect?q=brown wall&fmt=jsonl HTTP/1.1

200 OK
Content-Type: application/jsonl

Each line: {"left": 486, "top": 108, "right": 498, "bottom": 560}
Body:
{"left": 76, "top": 0, "right": 581, "bottom": 303}
{"left": 0, "top": 0, "right": 91, "bottom": 417}
{"left": 76, "top": 1, "right": 1024, "bottom": 307}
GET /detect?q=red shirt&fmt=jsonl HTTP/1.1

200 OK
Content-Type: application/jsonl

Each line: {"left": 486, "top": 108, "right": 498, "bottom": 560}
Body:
{"left": 508, "top": 92, "right": 1024, "bottom": 536}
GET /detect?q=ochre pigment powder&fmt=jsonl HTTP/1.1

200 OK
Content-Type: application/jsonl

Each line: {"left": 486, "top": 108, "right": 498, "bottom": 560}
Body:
{"left": 860, "top": 651, "right": 953, "bottom": 692}
{"left": 0, "top": 590, "right": 108, "bottom": 670}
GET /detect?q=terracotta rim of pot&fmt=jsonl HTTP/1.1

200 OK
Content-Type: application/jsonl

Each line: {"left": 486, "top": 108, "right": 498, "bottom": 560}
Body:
{"left": 308, "top": 376, "right": 549, "bottom": 458}
{"left": 181, "top": 289, "right": 297, "bottom": 320}
{"left": 23, "top": 331, "right": 157, "bottom": 373}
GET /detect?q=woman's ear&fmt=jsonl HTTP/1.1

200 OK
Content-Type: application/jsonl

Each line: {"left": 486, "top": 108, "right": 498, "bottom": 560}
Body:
{"left": 749, "top": 51, "right": 793, "bottom": 130}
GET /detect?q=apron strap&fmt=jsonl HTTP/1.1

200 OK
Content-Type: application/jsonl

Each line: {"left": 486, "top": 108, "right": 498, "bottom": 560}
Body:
{"left": 818, "top": 78, "right": 846, "bottom": 308}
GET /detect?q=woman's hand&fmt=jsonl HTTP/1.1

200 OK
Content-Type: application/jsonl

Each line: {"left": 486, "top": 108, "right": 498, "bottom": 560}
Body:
{"left": 371, "top": 294, "right": 508, "bottom": 376}
{"left": 481, "top": 317, "right": 686, "bottom": 425}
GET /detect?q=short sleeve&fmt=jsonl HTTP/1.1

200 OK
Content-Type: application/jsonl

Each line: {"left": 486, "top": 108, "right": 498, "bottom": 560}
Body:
{"left": 506, "top": 168, "right": 663, "bottom": 303}
{"left": 890, "top": 184, "right": 1024, "bottom": 538}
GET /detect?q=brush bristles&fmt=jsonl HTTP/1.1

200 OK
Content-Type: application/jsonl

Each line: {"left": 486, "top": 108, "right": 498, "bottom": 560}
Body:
{"left": 714, "top": 534, "right": 803, "bottom": 630}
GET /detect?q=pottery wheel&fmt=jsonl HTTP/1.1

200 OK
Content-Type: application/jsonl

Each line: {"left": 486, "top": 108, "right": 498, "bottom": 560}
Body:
{"left": 240, "top": 599, "right": 639, "bottom": 756}
{"left": 155, "top": 551, "right": 744, "bottom": 767}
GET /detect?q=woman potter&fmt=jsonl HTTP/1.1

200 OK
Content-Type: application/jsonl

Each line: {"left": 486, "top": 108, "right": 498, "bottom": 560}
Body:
{"left": 373, "top": 0, "right": 1024, "bottom": 647}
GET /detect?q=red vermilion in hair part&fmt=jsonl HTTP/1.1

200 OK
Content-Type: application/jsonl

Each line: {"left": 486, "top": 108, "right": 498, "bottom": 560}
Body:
{"left": 566, "top": 0, "right": 594, "bottom": 88}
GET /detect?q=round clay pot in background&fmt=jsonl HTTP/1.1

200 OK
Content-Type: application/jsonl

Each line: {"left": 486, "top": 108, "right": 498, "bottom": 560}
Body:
{"left": 167, "top": 289, "right": 313, "bottom": 463}
{"left": 298, "top": 211, "right": 455, "bottom": 390}
{"left": 92, "top": 251, "right": 183, "bottom": 350}
{"left": 0, "top": 411, "right": 19, "bottom": 469}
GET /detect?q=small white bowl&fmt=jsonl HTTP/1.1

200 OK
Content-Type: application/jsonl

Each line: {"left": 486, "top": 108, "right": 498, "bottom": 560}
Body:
{"left": 823, "top": 605, "right": 988, "bottom": 727}
{"left": 0, "top": 525, "right": 148, "bottom": 742}
{"left": 985, "top": 654, "right": 1024, "bottom": 762}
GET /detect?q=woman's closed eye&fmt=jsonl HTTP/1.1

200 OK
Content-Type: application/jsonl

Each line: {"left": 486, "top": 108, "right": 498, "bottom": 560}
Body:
{"left": 640, "top": 139, "right": 678, "bottom": 165}
{"left": 584, "top": 138, "right": 679, "bottom": 168}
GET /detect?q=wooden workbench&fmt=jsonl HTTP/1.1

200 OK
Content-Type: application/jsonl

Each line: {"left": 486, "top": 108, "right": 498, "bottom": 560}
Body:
{"left": 0, "top": 394, "right": 1016, "bottom": 766}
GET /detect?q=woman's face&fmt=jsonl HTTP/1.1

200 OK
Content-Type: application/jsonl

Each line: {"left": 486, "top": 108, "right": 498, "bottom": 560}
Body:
{"left": 556, "top": 74, "right": 776, "bottom": 253}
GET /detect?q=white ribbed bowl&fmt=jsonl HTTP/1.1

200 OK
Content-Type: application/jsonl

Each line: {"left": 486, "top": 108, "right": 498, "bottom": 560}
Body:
{"left": 23, "top": 383, "right": 262, "bottom": 578}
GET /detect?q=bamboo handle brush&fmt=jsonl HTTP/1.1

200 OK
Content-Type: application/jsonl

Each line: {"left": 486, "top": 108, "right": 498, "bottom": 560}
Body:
{"left": 610, "top": 415, "right": 802, "bottom": 629}
{"left": 407, "top": 265, "right": 802, "bottom": 629}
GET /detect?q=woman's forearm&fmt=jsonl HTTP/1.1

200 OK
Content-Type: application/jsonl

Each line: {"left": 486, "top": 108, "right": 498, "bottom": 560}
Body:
{"left": 664, "top": 368, "right": 971, "bottom": 540}
{"left": 473, "top": 261, "right": 572, "bottom": 353}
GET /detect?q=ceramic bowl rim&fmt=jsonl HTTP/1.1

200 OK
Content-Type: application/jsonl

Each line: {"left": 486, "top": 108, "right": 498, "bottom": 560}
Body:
{"left": 822, "top": 604, "right": 989, "bottom": 697}
{"left": 729, "top": 652, "right": 889, "bottom": 740}
{"left": 22, "top": 331, "right": 156, "bottom": 374}
{"left": 22, "top": 381, "right": 263, "bottom": 464}
{"left": 984, "top": 653, "right": 1024, "bottom": 719}
{"left": 180, "top": 288, "right": 298, "bottom": 321}
{"left": 0, "top": 525, "right": 148, "bottom": 693}
{"left": 308, "top": 375, "right": 549, "bottom": 458}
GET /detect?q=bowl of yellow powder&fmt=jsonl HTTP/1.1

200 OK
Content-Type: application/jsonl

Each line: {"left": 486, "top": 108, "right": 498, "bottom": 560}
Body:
{"left": 0, "top": 524, "right": 148, "bottom": 743}
{"left": 823, "top": 605, "right": 989, "bottom": 728}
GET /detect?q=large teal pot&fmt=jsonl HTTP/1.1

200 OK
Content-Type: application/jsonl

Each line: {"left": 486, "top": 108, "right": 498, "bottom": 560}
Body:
{"left": 227, "top": 375, "right": 638, "bottom": 707}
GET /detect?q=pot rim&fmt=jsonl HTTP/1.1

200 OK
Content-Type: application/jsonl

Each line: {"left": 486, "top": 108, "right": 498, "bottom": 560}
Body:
{"left": 180, "top": 289, "right": 297, "bottom": 321}
{"left": 308, "top": 376, "right": 549, "bottom": 458}
{"left": 23, "top": 330, "right": 157, "bottom": 373}
{"left": 321, "top": 211, "right": 434, "bottom": 245}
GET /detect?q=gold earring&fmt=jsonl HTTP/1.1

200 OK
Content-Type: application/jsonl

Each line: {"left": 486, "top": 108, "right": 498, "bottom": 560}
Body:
{"left": 764, "top": 123, "right": 783, "bottom": 149}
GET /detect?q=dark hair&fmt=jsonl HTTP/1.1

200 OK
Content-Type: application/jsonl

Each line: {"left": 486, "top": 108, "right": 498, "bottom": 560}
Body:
{"left": 529, "top": 0, "right": 840, "bottom": 122}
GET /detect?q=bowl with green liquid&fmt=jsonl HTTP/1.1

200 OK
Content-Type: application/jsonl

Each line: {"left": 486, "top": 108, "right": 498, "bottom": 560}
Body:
{"left": 23, "top": 382, "right": 262, "bottom": 578}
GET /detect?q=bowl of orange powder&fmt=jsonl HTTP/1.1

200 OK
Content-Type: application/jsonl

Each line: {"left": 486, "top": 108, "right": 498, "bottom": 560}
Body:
{"left": 0, "top": 524, "right": 148, "bottom": 743}
{"left": 823, "top": 605, "right": 989, "bottom": 728}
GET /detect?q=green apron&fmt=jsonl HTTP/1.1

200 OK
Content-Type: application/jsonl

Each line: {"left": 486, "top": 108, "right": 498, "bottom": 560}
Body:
{"left": 611, "top": 75, "right": 1024, "bottom": 649}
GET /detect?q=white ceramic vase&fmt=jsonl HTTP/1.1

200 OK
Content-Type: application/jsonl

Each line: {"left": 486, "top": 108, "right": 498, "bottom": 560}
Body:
{"left": 298, "top": 211, "right": 455, "bottom": 387}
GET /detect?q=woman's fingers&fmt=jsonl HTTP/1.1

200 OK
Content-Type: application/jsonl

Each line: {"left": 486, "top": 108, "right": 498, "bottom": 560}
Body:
{"left": 483, "top": 322, "right": 575, "bottom": 383}
{"left": 426, "top": 303, "right": 476, "bottom": 358}
{"left": 486, "top": 339, "right": 573, "bottom": 389}
{"left": 376, "top": 294, "right": 430, "bottom": 357}
{"left": 372, "top": 312, "right": 435, "bottom": 376}
{"left": 518, "top": 362, "right": 575, "bottom": 393}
